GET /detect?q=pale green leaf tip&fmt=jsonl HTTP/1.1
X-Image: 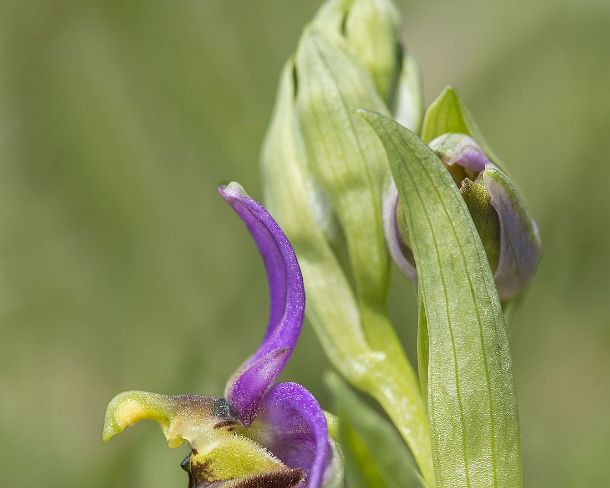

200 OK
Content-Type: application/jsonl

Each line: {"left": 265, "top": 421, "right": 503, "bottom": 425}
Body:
{"left": 439, "top": 84, "right": 458, "bottom": 99}
{"left": 353, "top": 107, "right": 381, "bottom": 121}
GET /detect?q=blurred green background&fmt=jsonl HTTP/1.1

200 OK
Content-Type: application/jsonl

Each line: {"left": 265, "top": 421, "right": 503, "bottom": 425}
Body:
{"left": 1, "top": 1, "right": 609, "bottom": 486}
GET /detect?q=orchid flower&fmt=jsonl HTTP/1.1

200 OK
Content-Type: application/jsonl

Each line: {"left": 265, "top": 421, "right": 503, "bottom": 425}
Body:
{"left": 102, "top": 182, "right": 339, "bottom": 488}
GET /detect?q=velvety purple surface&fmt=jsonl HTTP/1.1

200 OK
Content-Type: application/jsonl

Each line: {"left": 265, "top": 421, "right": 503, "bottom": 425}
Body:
{"left": 218, "top": 183, "right": 305, "bottom": 426}
{"left": 256, "top": 382, "right": 330, "bottom": 488}
{"left": 449, "top": 144, "right": 489, "bottom": 172}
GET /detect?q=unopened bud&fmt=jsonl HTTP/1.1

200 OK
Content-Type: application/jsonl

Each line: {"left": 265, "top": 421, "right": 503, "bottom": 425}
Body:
{"left": 385, "top": 133, "right": 541, "bottom": 301}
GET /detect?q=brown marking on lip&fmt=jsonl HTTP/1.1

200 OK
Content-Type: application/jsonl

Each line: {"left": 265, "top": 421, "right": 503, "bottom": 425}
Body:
{"left": 228, "top": 468, "right": 305, "bottom": 488}
{"left": 213, "top": 419, "right": 238, "bottom": 430}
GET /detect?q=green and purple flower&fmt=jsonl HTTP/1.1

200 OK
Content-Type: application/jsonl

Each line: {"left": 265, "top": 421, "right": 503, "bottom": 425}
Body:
{"left": 103, "top": 183, "right": 338, "bottom": 488}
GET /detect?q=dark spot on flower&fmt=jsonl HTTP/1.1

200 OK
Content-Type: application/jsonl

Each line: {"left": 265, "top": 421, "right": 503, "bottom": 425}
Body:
{"left": 218, "top": 469, "right": 305, "bottom": 488}
{"left": 213, "top": 419, "right": 237, "bottom": 430}
{"left": 235, "top": 469, "right": 305, "bottom": 488}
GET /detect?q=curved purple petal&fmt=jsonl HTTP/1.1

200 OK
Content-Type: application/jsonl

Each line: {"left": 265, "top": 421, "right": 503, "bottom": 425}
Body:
{"left": 482, "top": 167, "right": 542, "bottom": 300}
{"left": 219, "top": 182, "right": 305, "bottom": 426}
{"left": 383, "top": 180, "right": 417, "bottom": 281}
{"left": 430, "top": 133, "right": 490, "bottom": 173}
{"left": 252, "top": 382, "right": 331, "bottom": 488}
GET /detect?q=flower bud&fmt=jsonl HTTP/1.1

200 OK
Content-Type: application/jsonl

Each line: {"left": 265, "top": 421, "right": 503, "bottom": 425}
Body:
{"left": 385, "top": 133, "right": 541, "bottom": 301}
{"left": 312, "top": 0, "right": 402, "bottom": 103}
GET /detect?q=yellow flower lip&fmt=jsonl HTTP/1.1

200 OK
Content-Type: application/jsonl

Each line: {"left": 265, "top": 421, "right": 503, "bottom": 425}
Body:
{"left": 102, "top": 391, "right": 230, "bottom": 447}
{"left": 102, "top": 391, "right": 175, "bottom": 444}
{"left": 102, "top": 390, "right": 300, "bottom": 485}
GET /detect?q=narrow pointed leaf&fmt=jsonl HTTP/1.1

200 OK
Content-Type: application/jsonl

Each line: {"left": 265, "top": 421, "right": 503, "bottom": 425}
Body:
{"left": 393, "top": 52, "right": 424, "bottom": 133}
{"left": 343, "top": 0, "right": 401, "bottom": 102}
{"left": 359, "top": 110, "right": 521, "bottom": 488}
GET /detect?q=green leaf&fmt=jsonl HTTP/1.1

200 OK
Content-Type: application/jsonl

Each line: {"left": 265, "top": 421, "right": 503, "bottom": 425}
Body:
{"left": 359, "top": 110, "right": 522, "bottom": 488}
{"left": 263, "top": 48, "right": 434, "bottom": 488}
{"left": 393, "top": 51, "right": 424, "bottom": 134}
{"left": 326, "top": 373, "right": 428, "bottom": 488}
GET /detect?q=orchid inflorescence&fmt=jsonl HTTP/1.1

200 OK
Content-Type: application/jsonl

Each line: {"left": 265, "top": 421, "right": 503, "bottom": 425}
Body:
{"left": 103, "top": 1, "right": 541, "bottom": 487}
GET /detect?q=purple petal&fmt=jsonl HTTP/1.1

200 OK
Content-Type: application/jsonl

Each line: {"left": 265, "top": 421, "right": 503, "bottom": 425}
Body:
{"left": 219, "top": 182, "right": 305, "bottom": 426}
{"left": 383, "top": 180, "right": 417, "bottom": 281}
{"left": 253, "top": 382, "right": 331, "bottom": 488}
{"left": 430, "top": 133, "right": 490, "bottom": 173}
{"left": 482, "top": 167, "right": 542, "bottom": 300}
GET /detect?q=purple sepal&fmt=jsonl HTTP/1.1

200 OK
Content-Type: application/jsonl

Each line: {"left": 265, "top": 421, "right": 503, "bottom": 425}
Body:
{"left": 383, "top": 180, "right": 416, "bottom": 281}
{"left": 430, "top": 133, "right": 490, "bottom": 172}
{"left": 225, "top": 348, "right": 290, "bottom": 426}
{"left": 219, "top": 182, "right": 305, "bottom": 426}
{"left": 482, "top": 167, "right": 542, "bottom": 300}
{"left": 254, "top": 382, "right": 331, "bottom": 488}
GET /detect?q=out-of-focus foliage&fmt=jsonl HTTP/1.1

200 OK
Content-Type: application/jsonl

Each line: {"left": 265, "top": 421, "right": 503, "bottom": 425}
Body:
{"left": 0, "top": 1, "right": 609, "bottom": 487}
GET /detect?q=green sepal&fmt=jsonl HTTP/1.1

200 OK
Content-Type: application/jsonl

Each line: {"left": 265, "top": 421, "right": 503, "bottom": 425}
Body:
{"left": 296, "top": 26, "right": 391, "bottom": 345}
{"left": 326, "top": 373, "right": 428, "bottom": 488}
{"left": 393, "top": 51, "right": 424, "bottom": 133}
{"left": 311, "top": 0, "right": 402, "bottom": 103}
{"left": 359, "top": 110, "right": 522, "bottom": 488}
{"left": 461, "top": 178, "right": 501, "bottom": 273}
{"left": 481, "top": 166, "right": 542, "bottom": 302}
{"left": 421, "top": 86, "right": 501, "bottom": 165}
